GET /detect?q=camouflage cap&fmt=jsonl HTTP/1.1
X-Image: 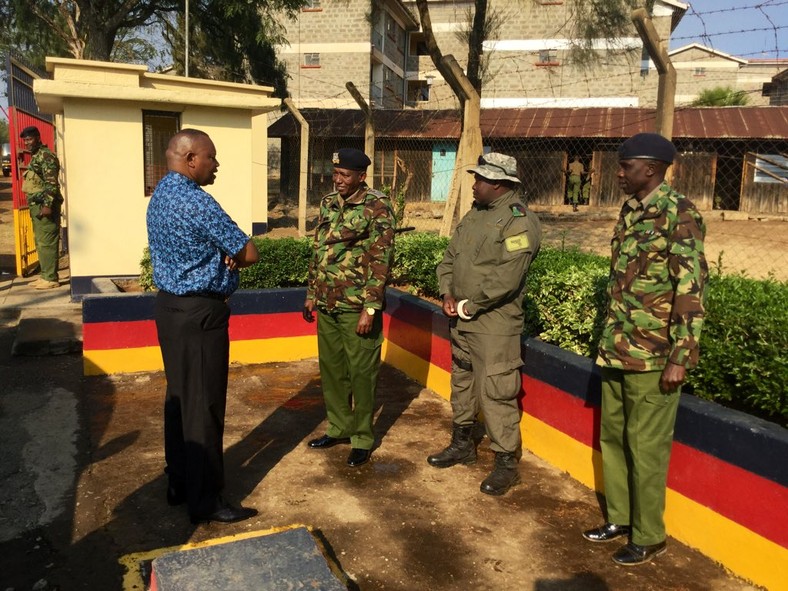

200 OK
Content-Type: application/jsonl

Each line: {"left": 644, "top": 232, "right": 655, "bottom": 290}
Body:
{"left": 468, "top": 152, "right": 521, "bottom": 183}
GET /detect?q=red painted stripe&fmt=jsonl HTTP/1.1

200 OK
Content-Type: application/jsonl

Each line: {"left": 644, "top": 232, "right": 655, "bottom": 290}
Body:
{"left": 83, "top": 320, "right": 158, "bottom": 350}
{"left": 522, "top": 375, "right": 599, "bottom": 448}
{"left": 84, "top": 312, "right": 315, "bottom": 351}
{"left": 384, "top": 316, "right": 452, "bottom": 371}
{"left": 229, "top": 312, "right": 315, "bottom": 340}
{"left": 668, "top": 442, "right": 788, "bottom": 547}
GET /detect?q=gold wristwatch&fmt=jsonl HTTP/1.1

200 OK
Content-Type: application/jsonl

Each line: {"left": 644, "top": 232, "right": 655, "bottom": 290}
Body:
{"left": 365, "top": 307, "right": 376, "bottom": 316}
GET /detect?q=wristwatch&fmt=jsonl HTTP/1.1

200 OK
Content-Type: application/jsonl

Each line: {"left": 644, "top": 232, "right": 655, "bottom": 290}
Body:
{"left": 365, "top": 307, "right": 376, "bottom": 316}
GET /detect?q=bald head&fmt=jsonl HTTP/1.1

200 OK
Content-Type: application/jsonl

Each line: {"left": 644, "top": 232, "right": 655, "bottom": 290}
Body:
{"left": 166, "top": 129, "right": 219, "bottom": 186}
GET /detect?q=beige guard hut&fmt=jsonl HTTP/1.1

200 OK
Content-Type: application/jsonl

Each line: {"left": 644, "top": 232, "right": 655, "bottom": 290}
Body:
{"left": 33, "top": 57, "right": 280, "bottom": 298}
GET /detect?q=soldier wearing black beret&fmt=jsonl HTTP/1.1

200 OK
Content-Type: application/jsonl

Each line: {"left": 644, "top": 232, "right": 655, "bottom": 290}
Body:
{"left": 583, "top": 132, "right": 707, "bottom": 565}
{"left": 304, "top": 147, "right": 395, "bottom": 468}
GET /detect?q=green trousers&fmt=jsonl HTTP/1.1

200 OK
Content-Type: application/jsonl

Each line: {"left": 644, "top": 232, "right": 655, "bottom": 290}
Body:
{"left": 567, "top": 175, "right": 581, "bottom": 205}
{"left": 29, "top": 202, "right": 61, "bottom": 282}
{"left": 316, "top": 309, "right": 383, "bottom": 450}
{"left": 450, "top": 329, "right": 523, "bottom": 454}
{"left": 599, "top": 367, "right": 680, "bottom": 546}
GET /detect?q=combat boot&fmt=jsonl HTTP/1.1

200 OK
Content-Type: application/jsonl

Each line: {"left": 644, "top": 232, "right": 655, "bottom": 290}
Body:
{"left": 427, "top": 422, "right": 478, "bottom": 468}
{"left": 480, "top": 451, "right": 521, "bottom": 496}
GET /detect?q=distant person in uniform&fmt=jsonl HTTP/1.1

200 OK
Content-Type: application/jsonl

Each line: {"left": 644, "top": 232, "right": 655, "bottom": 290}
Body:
{"left": 19, "top": 126, "right": 63, "bottom": 289}
{"left": 428, "top": 152, "right": 542, "bottom": 496}
{"left": 303, "top": 148, "right": 395, "bottom": 468}
{"left": 583, "top": 133, "right": 707, "bottom": 565}
{"left": 147, "top": 129, "right": 260, "bottom": 525}
{"left": 566, "top": 155, "right": 585, "bottom": 212}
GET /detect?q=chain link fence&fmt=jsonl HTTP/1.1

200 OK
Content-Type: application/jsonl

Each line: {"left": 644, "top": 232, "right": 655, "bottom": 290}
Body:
{"left": 267, "top": 105, "right": 788, "bottom": 281}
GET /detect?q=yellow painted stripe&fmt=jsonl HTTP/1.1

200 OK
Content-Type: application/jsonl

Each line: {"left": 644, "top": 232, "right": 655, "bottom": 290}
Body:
{"left": 83, "top": 346, "right": 164, "bottom": 376}
{"left": 120, "top": 524, "right": 311, "bottom": 591}
{"left": 83, "top": 336, "right": 318, "bottom": 376}
{"left": 230, "top": 336, "right": 318, "bottom": 365}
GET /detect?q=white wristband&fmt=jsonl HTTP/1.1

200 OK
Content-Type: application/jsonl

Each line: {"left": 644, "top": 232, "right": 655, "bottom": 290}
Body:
{"left": 456, "top": 299, "right": 472, "bottom": 320}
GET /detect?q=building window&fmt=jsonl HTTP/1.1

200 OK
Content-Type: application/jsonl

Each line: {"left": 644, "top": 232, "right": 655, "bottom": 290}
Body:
{"left": 303, "top": 53, "right": 320, "bottom": 68}
{"left": 302, "top": 0, "right": 321, "bottom": 10}
{"left": 537, "top": 50, "right": 559, "bottom": 66}
{"left": 409, "top": 32, "right": 429, "bottom": 56}
{"left": 694, "top": 67, "right": 707, "bottom": 77}
{"left": 143, "top": 111, "right": 180, "bottom": 196}
{"left": 753, "top": 154, "right": 788, "bottom": 184}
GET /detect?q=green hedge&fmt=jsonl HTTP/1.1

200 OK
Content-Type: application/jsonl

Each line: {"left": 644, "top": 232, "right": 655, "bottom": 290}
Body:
{"left": 139, "top": 233, "right": 787, "bottom": 424}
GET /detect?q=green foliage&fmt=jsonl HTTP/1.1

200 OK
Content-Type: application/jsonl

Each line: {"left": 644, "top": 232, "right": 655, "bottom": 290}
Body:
{"left": 687, "top": 274, "right": 788, "bottom": 423}
{"left": 524, "top": 248, "right": 610, "bottom": 356}
{"left": 0, "top": 119, "right": 8, "bottom": 144}
{"left": 691, "top": 86, "right": 750, "bottom": 107}
{"left": 239, "top": 237, "right": 312, "bottom": 288}
{"left": 566, "top": 0, "right": 641, "bottom": 69}
{"left": 139, "top": 246, "right": 154, "bottom": 291}
{"left": 390, "top": 232, "right": 449, "bottom": 298}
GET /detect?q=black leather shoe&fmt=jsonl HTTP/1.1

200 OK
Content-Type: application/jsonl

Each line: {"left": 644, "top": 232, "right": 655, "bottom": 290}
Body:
{"left": 190, "top": 499, "right": 258, "bottom": 525}
{"left": 166, "top": 484, "right": 187, "bottom": 506}
{"left": 347, "top": 448, "right": 371, "bottom": 467}
{"left": 582, "top": 522, "right": 631, "bottom": 543}
{"left": 308, "top": 435, "right": 351, "bottom": 449}
{"left": 612, "top": 541, "right": 667, "bottom": 566}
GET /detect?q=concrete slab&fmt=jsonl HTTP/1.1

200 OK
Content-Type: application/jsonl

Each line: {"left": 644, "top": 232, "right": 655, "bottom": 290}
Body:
{"left": 150, "top": 527, "right": 346, "bottom": 591}
{"left": 11, "top": 306, "right": 83, "bottom": 356}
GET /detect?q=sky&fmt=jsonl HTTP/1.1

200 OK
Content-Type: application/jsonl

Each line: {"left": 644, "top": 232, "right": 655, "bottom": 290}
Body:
{"left": 1, "top": 0, "right": 786, "bottom": 118}
{"left": 671, "top": 0, "right": 787, "bottom": 59}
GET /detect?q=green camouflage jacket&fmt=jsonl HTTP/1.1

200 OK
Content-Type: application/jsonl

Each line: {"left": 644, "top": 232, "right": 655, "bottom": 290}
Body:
{"left": 437, "top": 190, "right": 542, "bottom": 336}
{"left": 307, "top": 183, "right": 395, "bottom": 312}
{"left": 23, "top": 144, "right": 62, "bottom": 207}
{"left": 598, "top": 182, "right": 708, "bottom": 372}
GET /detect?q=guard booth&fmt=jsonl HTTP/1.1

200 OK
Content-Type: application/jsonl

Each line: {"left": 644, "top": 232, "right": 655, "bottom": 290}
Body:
{"left": 5, "top": 55, "right": 56, "bottom": 277}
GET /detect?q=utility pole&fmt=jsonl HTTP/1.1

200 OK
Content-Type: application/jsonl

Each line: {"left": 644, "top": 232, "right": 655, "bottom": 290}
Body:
{"left": 345, "top": 82, "right": 375, "bottom": 187}
{"left": 632, "top": 8, "right": 676, "bottom": 139}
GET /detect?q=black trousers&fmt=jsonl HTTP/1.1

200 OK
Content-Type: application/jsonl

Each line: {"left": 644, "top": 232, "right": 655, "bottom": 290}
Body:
{"left": 155, "top": 290, "right": 230, "bottom": 519}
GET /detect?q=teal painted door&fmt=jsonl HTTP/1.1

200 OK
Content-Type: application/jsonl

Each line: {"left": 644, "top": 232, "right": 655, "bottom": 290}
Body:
{"left": 431, "top": 142, "right": 457, "bottom": 202}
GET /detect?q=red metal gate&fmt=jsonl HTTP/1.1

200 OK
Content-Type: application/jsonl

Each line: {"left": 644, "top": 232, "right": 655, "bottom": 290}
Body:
{"left": 6, "top": 55, "right": 55, "bottom": 277}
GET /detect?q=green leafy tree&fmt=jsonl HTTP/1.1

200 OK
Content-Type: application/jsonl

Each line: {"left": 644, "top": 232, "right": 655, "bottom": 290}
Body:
{"left": 691, "top": 86, "right": 750, "bottom": 107}
{"left": 0, "top": 119, "right": 9, "bottom": 144}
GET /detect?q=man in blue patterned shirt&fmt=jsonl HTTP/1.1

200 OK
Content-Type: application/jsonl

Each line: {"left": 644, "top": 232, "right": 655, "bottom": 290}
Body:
{"left": 147, "top": 129, "right": 259, "bottom": 525}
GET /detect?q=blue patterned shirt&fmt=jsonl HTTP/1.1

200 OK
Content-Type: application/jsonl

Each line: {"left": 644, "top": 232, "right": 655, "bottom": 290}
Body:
{"left": 146, "top": 171, "right": 250, "bottom": 296}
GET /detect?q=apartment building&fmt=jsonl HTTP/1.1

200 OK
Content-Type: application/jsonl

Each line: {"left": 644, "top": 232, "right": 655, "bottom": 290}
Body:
{"left": 277, "top": 0, "right": 688, "bottom": 111}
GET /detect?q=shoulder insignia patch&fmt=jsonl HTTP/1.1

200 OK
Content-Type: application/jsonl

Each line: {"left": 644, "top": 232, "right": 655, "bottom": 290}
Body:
{"left": 505, "top": 233, "right": 530, "bottom": 252}
{"left": 511, "top": 203, "right": 527, "bottom": 217}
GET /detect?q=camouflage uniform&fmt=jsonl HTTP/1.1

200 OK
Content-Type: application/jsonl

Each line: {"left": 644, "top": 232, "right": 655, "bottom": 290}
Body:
{"left": 437, "top": 189, "right": 542, "bottom": 454}
{"left": 22, "top": 144, "right": 63, "bottom": 282}
{"left": 597, "top": 181, "right": 707, "bottom": 546}
{"left": 307, "top": 183, "right": 395, "bottom": 450}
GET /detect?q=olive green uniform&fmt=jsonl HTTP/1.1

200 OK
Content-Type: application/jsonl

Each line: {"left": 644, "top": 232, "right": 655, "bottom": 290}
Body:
{"left": 307, "top": 183, "right": 395, "bottom": 450}
{"left": 22, "top": 144, "right": 63, "bottom": 282}
{"left": 597, "top": 182, "right": 707, "bottom": 546}
{"left": 437, "top": 190, "right": 541, "bottom": 454}
{"left": 567, "top": 159, "right": 585, "bottom": 206}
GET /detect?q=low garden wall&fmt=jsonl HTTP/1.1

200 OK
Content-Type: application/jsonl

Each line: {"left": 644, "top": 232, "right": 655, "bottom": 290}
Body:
{"left": 82, "top": 287, "right": 787, "bottom": 590}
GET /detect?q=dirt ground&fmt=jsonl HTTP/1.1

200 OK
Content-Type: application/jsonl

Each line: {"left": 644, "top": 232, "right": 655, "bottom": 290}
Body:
{"left": 0, "top": 180, "right": 770, "bottom": 590}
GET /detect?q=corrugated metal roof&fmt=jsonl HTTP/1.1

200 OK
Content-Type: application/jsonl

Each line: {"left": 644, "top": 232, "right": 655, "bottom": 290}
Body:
{"left": 268, "top": 107, "right": 788, "bottom": 140}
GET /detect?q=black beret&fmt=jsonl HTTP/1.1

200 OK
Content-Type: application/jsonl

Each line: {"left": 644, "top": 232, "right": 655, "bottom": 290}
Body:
{"left": 332, "top": 148, "right": 371, "bottom": 171}
{"left": 20, "top": 126, "right": 41, "bottom": 138}
{"left": 618, "top": 132, "right": 676, "bottom": 164}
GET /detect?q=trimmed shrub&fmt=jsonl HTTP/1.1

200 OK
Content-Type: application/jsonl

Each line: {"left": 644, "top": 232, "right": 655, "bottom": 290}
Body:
{"left": 390, "top": 232, "right": 449, "bottom": 298}
{"left": 688, "top": 274, "right": 788, "bottom": 423}
{"left": 240, "top": 237, "right": 311, "bottom": 289}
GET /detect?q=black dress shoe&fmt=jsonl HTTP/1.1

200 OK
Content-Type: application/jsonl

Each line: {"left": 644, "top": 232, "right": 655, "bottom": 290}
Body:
{"left": 308, "top": 434, "right": 351, "bottom": 449}
{"left": 190, "top": 499, "right": 258, "bottom": 525}
{"left": 347, "top": 448, "right": 371, "bottom": 467}
{"left": 166, "top": 484, "right": 187, "bottom": 506}
{"left": 582, "top": 522, "right": 631, "bottom": 543}
{"left": 612, "top": 541, "right": 667, "bottom": 566}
